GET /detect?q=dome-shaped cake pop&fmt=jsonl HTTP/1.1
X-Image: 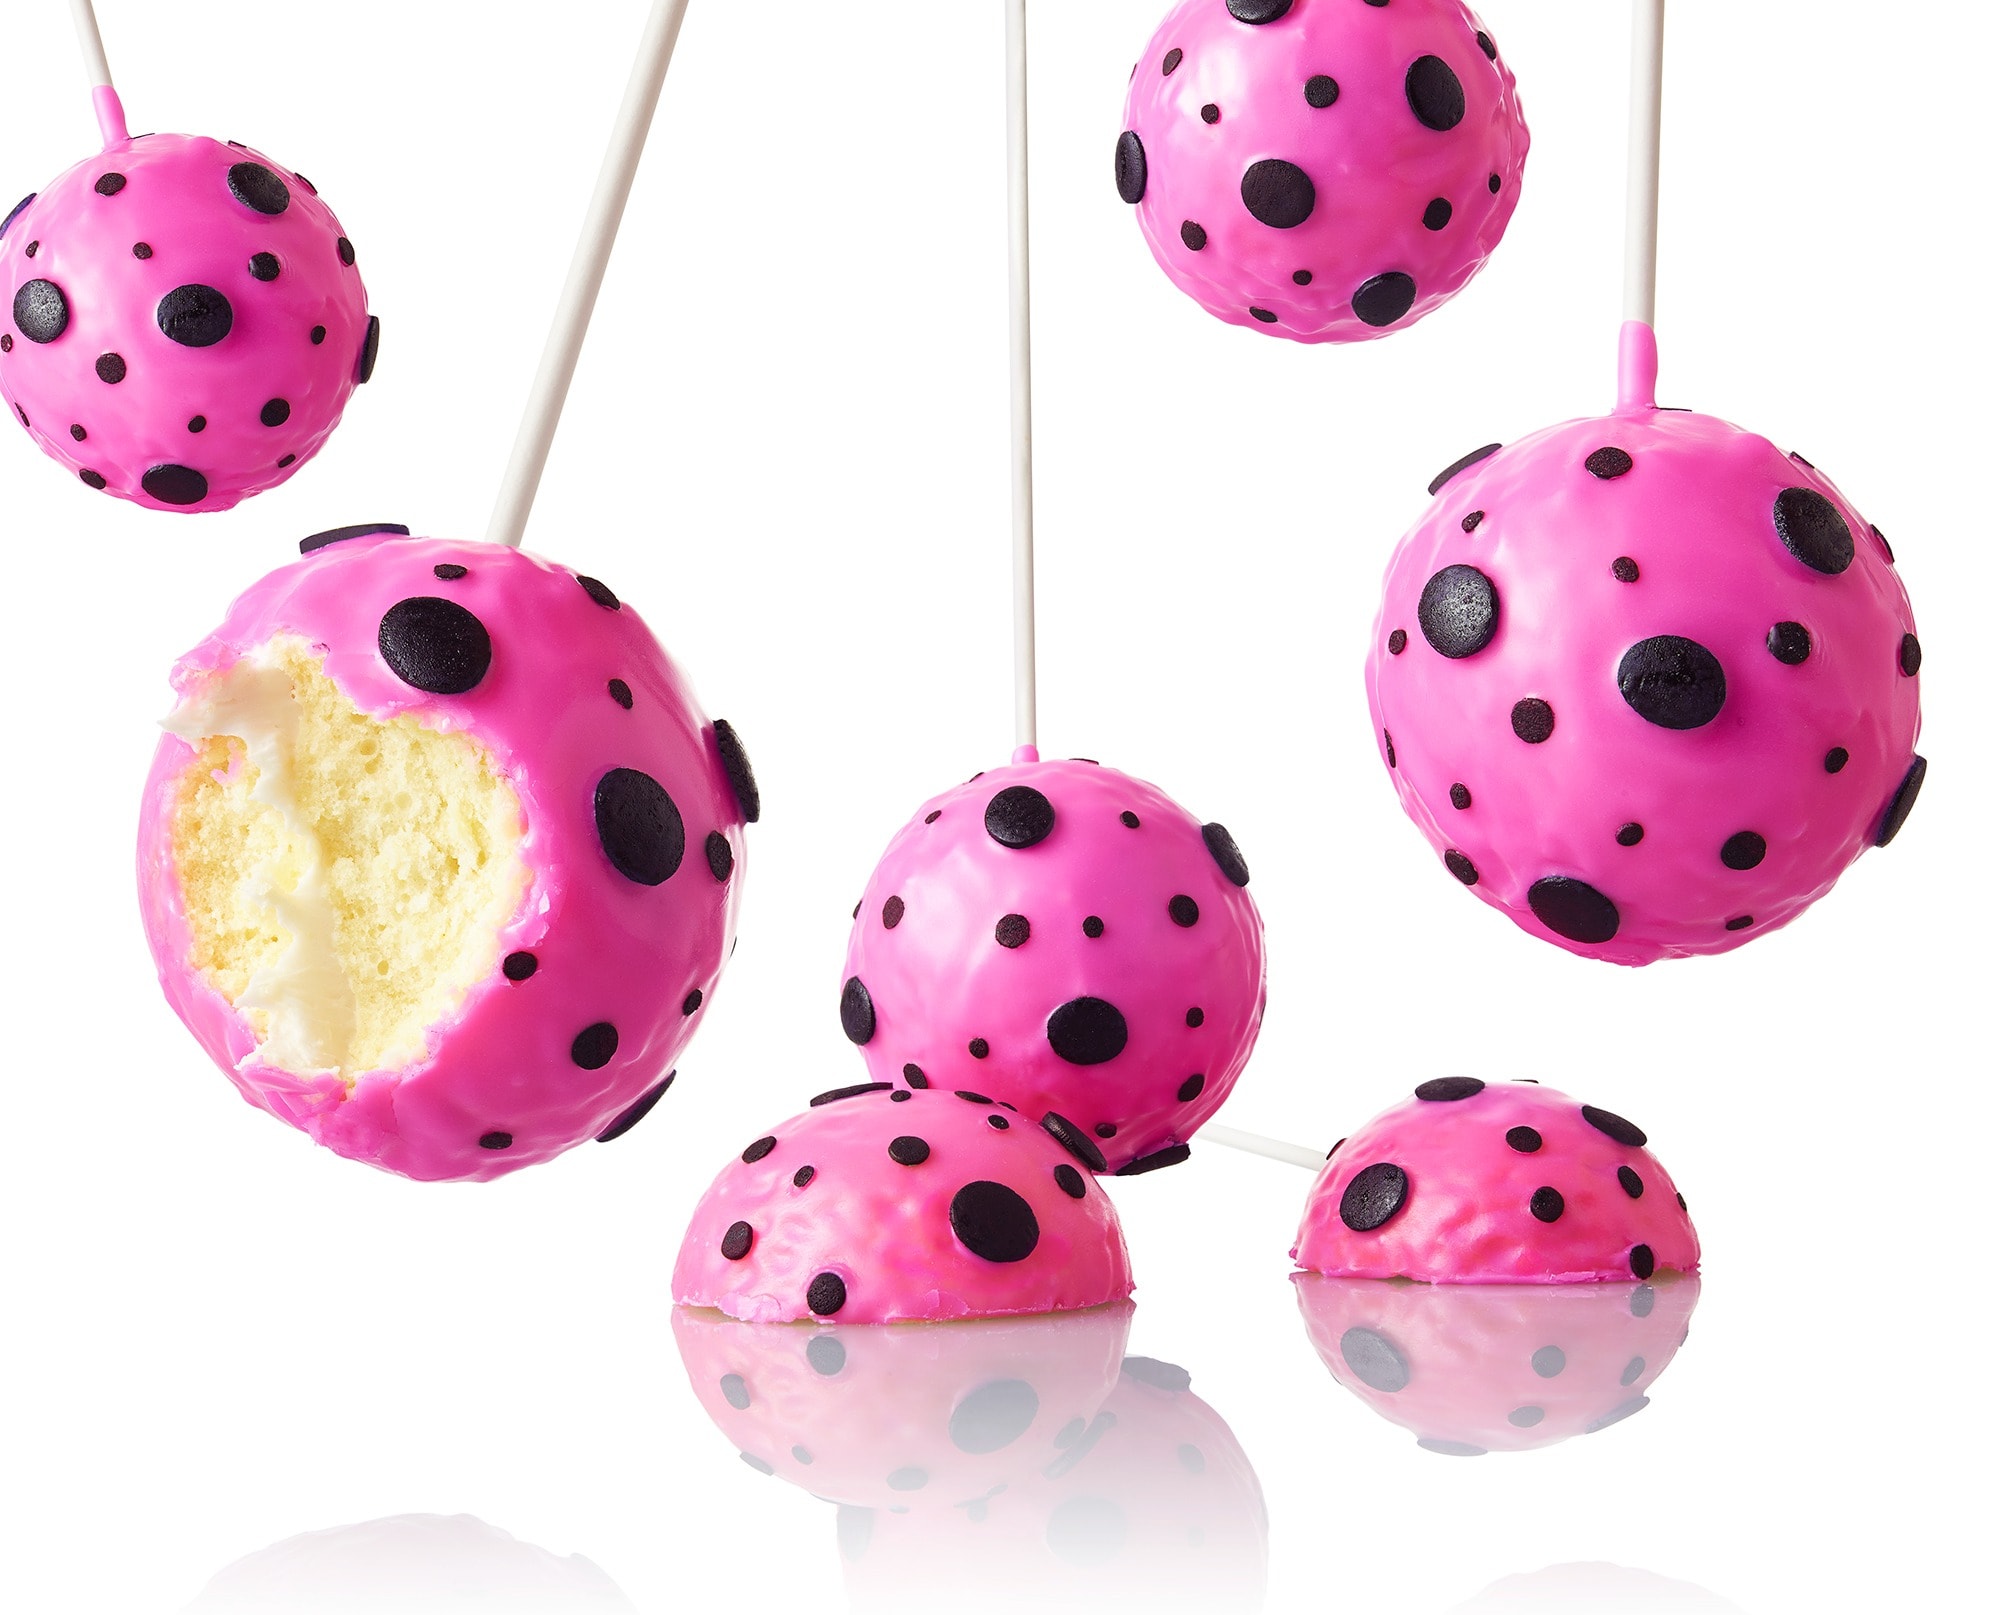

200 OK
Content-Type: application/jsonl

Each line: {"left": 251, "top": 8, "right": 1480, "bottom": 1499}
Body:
{"left": 1296, "top": 1271, "right": 1701, "bottom": 1456}
{"left": 1293, "top": 1079, "right": 1699, "bottom": 1283}
{"left": 1367, "top": 394, "right": 1924, "bottom": 964}
{"left": 673, "top": 1083, "right": 1133, "bottom": 1323}
{"left": 137, "top": 528, "right": 755, "bottom": 1181}
{"left": 1, "top": 134, "right": 375, "bottom": 511}
{"left": 1117, "top": 0, "right": 1527, "bottom": 343}
{"left": 839, "top": 756, "right": 1265, "bottom": 1176}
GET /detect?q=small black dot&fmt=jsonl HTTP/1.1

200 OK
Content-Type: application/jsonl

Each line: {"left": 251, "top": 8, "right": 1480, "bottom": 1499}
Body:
{"left": 1180, "top": 220, "right": 1208, "bottom": 251}
{"left": 1162, "top": 47, "right": 1183, "bottom": 74}
{"left": 259, "top": 397, "right": 291, "bottom": 428}
{"left": 987, "top": 1114, "right": 1010, "bottom": 1131}
{"left": 478, "top": 1131, "right": 512, "bottom": 1150}
{"left": 1185, "top": 1007, "right": 1204, "bottom": 1028}
{"left": 132, "top": 242, "right": 152, "bottom": 258}
{"left": 502, "top": 951, "right": 537, "bottom": 981}
{"left": 720, "top": 1374, "right": 750, "bottom": 1409}
{"left": 228, "top": 162, "right": 291, "bottom": 215}
{"left": 1226, "top": 0, "right": 1292, "bottom": 22}
{"left": 1416, "top": 1077, "right": 1485, "bottom": 1102}
{"left": 1532, "top": 1346, "right": 1566, "bottom": 1378}
{"left": 1177, "top": 1073, "right": 1206, "bottom": 1103}
{"left": 358, "top": 309, "right": 381, "bottom": 374}
{"left": 712, "top": 719, "right": 761, "bottom": 824}
{"left": 1530, "top": 1186, "right": 1565, "bottom": 1223}
{"left": 1511, "top": 698, "right": 1555, "bottom": 743}
{"left": 1095, "top": 1123, "right": 1117, "bottom": 1139}
{"left": 432, "top": 562, "right": 467, "bottom": 579}
{"left": 1900, "top": 633, "right": 1922, "bottom": 676}
{"left": 1249, "top": 307, "right": 1278, "bottom": 324}
{"left": 1825, "top": 746, "right": 1850, "bottom": 774}
{"left": 68, "top": 425, "right": 85, "bottom": 442}
{"left": 1168, "top": 894, "right": 1200, "bottom": 927}
{"left": 1477, "top": 31, "right": 1498, "bottom": 59}
{"left": 1875, "top": 755, "right": 1927, "bottom": 847}
{"left": 1618, "top": 1165, "right": 1645, "bottom": 1199}
{"left": 2, "top": 334, "right": 13, "bottom": 351}
{"left": 594, "top": 767, "right": 685, "bottom": 885}
{"left": 793, "top": 1164, "right": 816, "bottom": 1187}
{"left": 95, "top": 352, "right": 127, "bottom": 384}
{"left": 1054, "top": 1164, "right": 1086, "bottom": 1199}
{"left": 721, "top": 1221, "right": 754, "bottom": 1260}
{"left": 1047, "top": 997, "right": 1128, "bottom": 1065}
{"left": 1528, "top": 877, "right": 1621, "bottom": 945}
{"left": 1240, "top": 159, "right": 1316, "bottom": 229}
{"left": 1384, "top": 729, "right": 1396, "bottom": 767}
{"left": 1773, "top": 487, "right": 1854, "bottom": 574}
{"left": 890, "top": 1090, "right": 911, "bottom": 1103}
{"left": 950, "top": 1181, "right": 1041, "bottom": 1263}
{"left": 1450, "top": 783, "right": 1472, "bottom": 811}
{"left": 1582, "top": 1105, "right": 1648, "bottom": 1147}
{"left": 337, "top": 236, "right": 357, "bottom": 267}
{"left": 969, "top": 1037, "right": 990, "bottom": 1059}
{"left": 807, "top": 1273, "right": 847, "bottom": 1316}
{"left": 310, "top": 325, "right": 326, "bottom": 344}
{"left": 95, "top": 172, "right": 127, "bottom": 196}
{"left": 1120, "top": 810, "right": 1141, "bottom": 829}
{"left": 1405, "top": 55, "right": 1466, "bottom": 129}
{"left": 1616, "top": 822, "right": 1645, "bottom": 848}
{"left": 742, "top": 1136, "right": 777, "bottom": 1163}
{"left": 882, "top": 895, "right": 906, "bottom": 929}
{"left": 1768, "top": 621, "right": 1812, "bottom": 664}
{"left": 1726, "top": 914, "right": 1755, "bottom": 932}
{"left": 1340, "top": 1163, "right": 1409, "bottom": 1231}
{"left": 1611, "top": 556, "right": 1640, "bottom": 582}
{"left": 705, "top": 830, "right": 733, "bottom": 882}
{"left": 12, "top": 279, "right": 69, "bottom": 343}
{"left": 1618, "top": 636, "right": 1727, "bottom": 730}
{"left": 681, "top": 988, "right": 703, "bottom": 1016}
{"left": 1444, "top": 850, "right": 1478, "bottom": 885}
{"left": 903, "top": 1064, "right": 929, "bottom": 1088}
{"left": 1422, "top": 197, "right": 1453, "bottom": 231}
{"left": 141, "top": 464, "right": 209, "bottom": 506}
{"left": 924, "top": 810, "right": 942, "bottom": 824}
{"left": 985, "top": 785, "right": 1056, "bottom": 848}
{"left": 1353, "top": 271, "right": 1417, "bottom": 328}
{"left": 1201, "top": 102, "right": 1221, "bottom": 123}
{"left": 995, "top": 913, "right": 1030, "bottom": 948}
{"left": 1720, "top": 831, "right": 1767, "bottom": 870}
{"left": 956, "top": 1091, "right": 993, "bottom": 1106}
{"left": 1506, "top": 1126, "right": 1542, "bottom": 1153}
{"left": 1115, "top": 130, "right": 1148, "bottom": 204}
{"left": 156, "top": 283, "right": 234, "bottom": 347}
{"left": 1872, "top": 524, "right": 1896, "bottom": 563}
{"left": 1489, "top": 172, "right": 1502, "bottom": 193}
{"left": 571, "top": 1022, "right": 619, "bottom": 1069}
{"left": 1585, "top": 446, "right": 1634, "bottom": 479}
{"left": 1418, "top": 564, "right": 1500, "bottom": 658}
{"left": 595, "top": 1072, "right": 675, "bottom": 1142}
{"left": 576, "top": 574, "right": 620, "bottom": 610}
{"left": 1387, "top": 628, "right": 1408, "bottom": 656}
{"left": 1305, "top": 74, "right": 1339, "bottom": 108}
{"left": 79, "top": 469, "right": 107, "bottom": 489}
{"left": 1294, "top": 271, "right": 1314, "bottom": 287}
{"left": 1630, "top": 1245, "right": 1657, "bottom": 1281}
{"left": 1082, "top": 916, "right": 1105, "bottom": 938}
{"left": 1462, "top": 510, "right": 1485, "bottom": 533}
{"left": 1040, "top": 1112, "right": 1108, "bottom": 1173}
{"left": 888, "top": 1135, "right": 931, "bottom": 1166}
{"left": 276, "top": 453, "right": 296, "bottom": 468}
{"left": 248, "top": 251, "right": 280, "bottom": 282}
{"left": 840, "top": 977, "right": 875, "bottom": 1045}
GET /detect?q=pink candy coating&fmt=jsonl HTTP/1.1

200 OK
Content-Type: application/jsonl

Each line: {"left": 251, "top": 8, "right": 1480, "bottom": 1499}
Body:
{"left": 1367, "top": 402, "right": 1924, "bottom": 964}
{"left": 1119, "top": 0, "right": 1527, "bottom": 343}
{"left": 1297, "top": 1272, "right": 1701, "bottom": 1455}
{"left": 672, "top": 1085, "right": 1133, "bottom": 1324}
{"left": 1, "top": 134, "right": 373, "bottom": 512}
{"left": 1293, "top": 1080, "right": 1699, "bottom": 1284}
{"left": 840, "top": 757, "right": 1265, "bottom": 1174}
{"left": 137, "top": 532, "right": 751, "bottom": 1182}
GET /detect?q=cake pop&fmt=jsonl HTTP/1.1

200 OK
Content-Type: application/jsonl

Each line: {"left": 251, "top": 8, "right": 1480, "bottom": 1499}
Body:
{"left": 1294, "top": 1079, "right": 1699, "bottom": 1283}
{"left": 1, "top": 8, "right": 374, "bottom": 511}
{"left": 839, "top": 757, "right": 1265, "bottom": 1176}
{"left": 1366, "top": 347, "right": 1924, "bottom": 964}
{"left": 1117, "top": 0, "right": 1527, "bottom": 342}
{"left": 137, "top": 529, "right": 755, "bottom": 1182}
{"left": 1297, "top": 1271, "right": 1701, "bottom": 1456}
{"left": 673, "top": 1083, "right": 1132, "bottom": 1323}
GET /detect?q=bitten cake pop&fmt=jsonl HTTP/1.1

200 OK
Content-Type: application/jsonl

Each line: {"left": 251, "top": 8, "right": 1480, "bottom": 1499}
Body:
{"left": 1297, "top": 1271, "right": 1700, "bottom": 1455}
{"left": 1117, "top": 0, "right": 1527, "bottom": 342}
{"left": 673, "top": 1083, "right": 1132, "bottom": 1323}
{"left": 1294, "top": 1079, "right": 1699, "bottom": 1283}
{"left": 1367, "top": 356, "right": 1924, "bottom": 964}
{"left": 840, "top": 757, "right": 1265, "bottom": 1176}
{"left": 137, "top": 529, "right": 755, "bottom": 1181}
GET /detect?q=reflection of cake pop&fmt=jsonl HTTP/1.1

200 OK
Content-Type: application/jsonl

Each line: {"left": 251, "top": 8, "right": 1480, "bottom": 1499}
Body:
{"left": 671, "top": 1303, "right": 1131, "bottom": 1510}
{"left": 842, "top": 1354, "right": 1268, "bottom": 1614}
{"left": 1117, "top": 0, "right": 1527, "bottom": 342}
{"left": 673, "top": 1083, "right": 1131, "bottom": 1323}
{"left": 840, "top": 757, "right": 1265, "bottom": 1176}
{"left": 1294, "top": 1080, "right": 1698, "bottom": 1283}
{"left": 1297, "top": 1272, "right": 1699, "bottom": 1456}
{"left": 1450, "top": 1562, "right": 1744, "bottom": 1611}
{"left": 1, "top": 134, "right": 374, "bottom": 511}
{"left": 1368, "top": 346, "right": 1924, "bottom": 964}
{"left": 138, "top": 531, "right": 754, "bottom": 1181}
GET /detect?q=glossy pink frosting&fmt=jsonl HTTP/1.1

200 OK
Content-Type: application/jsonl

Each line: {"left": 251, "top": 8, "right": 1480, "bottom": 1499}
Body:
{"left": 1293, "top": 1080, "right": 1699, "bottom": 1283}
{"left": 136, "top": 531, "right": 751, "bottom": 1182}
{"left": 1119, "top": 0, "right": 1526, "bottom": 342}
{"left": 672, "top": 1084, "right": 1133, "bottom": 1323}
{"left": 1367, "top": 397, "right": 1924, "bottom": 964}
{"left": 1297, "top": 1272, "right": 1701, "bottom": 1455}
{"left": 1, "top": 133, "right": 372, "bottom": 512}
{"left": 840, "top": 756, "right": 1265, "bottom": 1175}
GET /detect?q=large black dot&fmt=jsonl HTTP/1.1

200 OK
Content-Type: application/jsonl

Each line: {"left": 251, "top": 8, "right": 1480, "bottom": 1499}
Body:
{"left": 1422, "top": 196, "right": 1453, "bottom": 231}
{"left": 570, "top": 1021, "right": 619, "bottom": 1069}
{"left": 1177, "top": 1074, "right": 1206, "bottom": 1103}
{"left": 1416, "top": 1076, "right": 1484, "bottom": 1102}
{"left": 1506, "top": 1126, "right": 1542, "bottom": 1154}
{"left": 141, "top": 464, "right": 209, "bottom": 506}
{"left": 596, "top": 1072, "right": 675, "bottom": 1142}
{"left": 1114, "top": 131, "right": 1147, "bottom": 204}
{"left": 742, "top": 1136, "right": 777, "bottom": 1163}
{"left": 156, "top": 284, "right": 234, "bottom": 347}
{"left": 1202, "top": 822, "right": 1250, "bottom": 886}
{"left": 1353, "top": 271, "right": 1417, "bottom": 327}
{"left": 705, "top": 830, "right": 733, "bottom": 881}
{"left": 950, "top": 1181, "right": 1041, "bottom": 1263}
{"left": 378, "top": 597, "right": 493, "bottom": 695}
{"left": 721, "top": 1221, "right": 754, "bottom": 1260}
{"left": 1054, "top": 1164, "right": 1086, "bottom": 1200}
{"left": 1405, "top": 55, "right": 1466, "bottom": 130}
{"left": 888, "top": 1136, "right": 931, "bottom": 1166}
{"left": 1418, "top": 563, "right": 1499, "bottom": 658}
{"left": 1720, "top": 831, "right": 1767, "bottom": 871}
{"left": 1227, "top": 0, "right": 1293, "bottom": 20}
{"left": 1339, "top": 1327, "right": 1410, "bottom": 1394}
{"left": 1618, "top": 635, "right": 1727, "bottom": 729}
{"left": 839, "top": 976, "right": 876, "bottom": 1045}
{"left": 1528, "top": 876, "right": 1620, "bottom": 944}
{"left": 711, "top": 719, "right": 761, "bottom": 823}
{"left": 995, "top": 913, "right": 1031, "bottom": 949}
{"left": 1116, "top": 1144, "right": 1192, "bottom": 1176}
{"left": 1581, "top": 1104, "right": 1648, "bottom": 1147}
{"left": 1875, "top": 755, "right": 1927, "bottom": 847}
{"left": 1767, "top": 621, "right": 1812, "bottom": 664}
{"left": 1585, "top": 446, "right": 1635, "bottom": 479}
{"left": 807, "top": 1273, "right": 847, "bottom": 1316}
{"left": 594, "top": 767, "right": 686, "bottom": 885}
{"left": 248, "top": 251, "right": 280, "bottom": 282}
{"left": 1773, "top": 487, "right": 1854, "bottom": 574}
{"left": 1180, "top": 220, "right": 1207, "bottom": 251}
{"left": 951, "top": 1379, "right": 1041, "bottom": 1454}
{"left": 1241, "top": 159, "right": 1316, "bottom": 229}
{"left": 260, "top": 397, "right": 291, "bottom": 427}
{"left": 1047, "top": 997, "right": 1128, "bottom": 1066}
{"left": 227, "top": 161, "right": 291, "bottom": 215}
{"left": 1511, "top": 698, "right": 1555, "bottom": 743}
{"left": 1041, "top": 1112, "right": 1108, "bottom": 1173}
{"left": 1444, "top": 850, "right": 1478, "bottom": 885}
{"left": 12, "top": 279, "right": 68, "bottom": 343}
{"left": 985, "top": 785, "right": 1056, "bottom": 848}
{"left": 1340, "top": 1163, "right": 1408, "bottom": 1232}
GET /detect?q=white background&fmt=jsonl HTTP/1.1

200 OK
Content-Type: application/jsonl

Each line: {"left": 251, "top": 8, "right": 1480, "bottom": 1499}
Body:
{"left": 1, "top": 2, "right": 1992, "bottom": 1610}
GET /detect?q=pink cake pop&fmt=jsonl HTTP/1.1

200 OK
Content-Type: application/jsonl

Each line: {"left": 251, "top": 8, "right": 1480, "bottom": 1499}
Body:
{"left": 137, "top": 528, "right": 756, "bottom": 1182}
{"left": 1366, "top": 341, "right": 1925, "bottom": 964}
{"left": 673, "top": 1083, "right": 1132, "bottom": 1323}
{"left": 1293, "top": 1079, "right": 1699, "bottom": 1284}
{"left": 1, "top": 133, "right": 374, "bottom": 511}
{"left": 1117, "top": 0, "right": 1527, "bottom": 342}
{"left": 838, "top": 756, "right": 1265, "bottom": 1176}
{"left": 1297, "top": 1271, "right": 1701, "bottom": 1456}
{"left": 671, "top": 1303, "right": 1131, "bottom": 1510}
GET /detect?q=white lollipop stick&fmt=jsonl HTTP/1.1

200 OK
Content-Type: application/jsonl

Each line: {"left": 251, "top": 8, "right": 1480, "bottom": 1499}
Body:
{"left": 1201, "top": 1124, "right": 1323, "bottom": 1173}
{"left": 1619, "top": 0, "right": 1666, "bottom": 410}
{"left": 69, "top": 0, "right": 128, "bottom": 145}
{"left": 486, "top": 0, "right": 692, "bottom": 549}
{"left": 1005, "top": 0, "right": 1039, "bottom": 757}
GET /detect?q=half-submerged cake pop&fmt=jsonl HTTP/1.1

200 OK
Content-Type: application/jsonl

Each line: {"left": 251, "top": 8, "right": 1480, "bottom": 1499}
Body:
{"left": 1297, "top": 1271, "right": 1700, "bottom": 1456}
{"left": 1367, "top": 337, "right": 1924, "bottom": 964}
{"left": 1, "top": 11, "right": 374, "bottom": 511}
{"left": 1118, "top": 0, "right": 1527, "bottom": 342}
{"left": 673, "top": 1083, "right": 1132, "bottom": 1323}
{"left": 839, "top": 756, "right": 1265, "bottom": 1176}
{"left": 1294, "top": 1079, "right": 1699, "bottom": 1283}
{"left": 137, "top": 529, "right": 755, "bottom": 1181}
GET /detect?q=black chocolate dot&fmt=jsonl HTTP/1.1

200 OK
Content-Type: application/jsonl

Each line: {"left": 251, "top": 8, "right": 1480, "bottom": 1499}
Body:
{"left": 969, "top": 1038, "right": 990, "bottom": 1059}
{"left": 924, "top": 810, "right": 942, "bottom": 824}
{"left": 995, "top": 913, "right": 1030, "bottom": 948}
{"left": 1041, "top": 1112, "right": 1108, "bottom": 1173}
{"left": 1383, "top": 729, "right": 1396, "bottom": 767}
{"left": 0, "top": 195, "right": 33, "bottom": 238}
{"left": 1305, "top": 75, "right": 1339, "bottom": 108}
{"left": 890, "top": 1090, "right": 910, "bottom": 1103}
{"left": 70, "top": 424, "right": 87, "bottom": 441}
{"left": 1422, "top": 197, "right": 1453, "bottom": 231}
{"left": 1168, "top": 894, "right": 1200, "bottom": 927}
{"left": 1417, "top": 1076, "right": 1485, "bottom": 1102}
{"left": 430, "top": 560, "right": 466, "bottom": 578}
{"left": 1405, "top": 55, "right": 1466, "bottom": 129}
{"left": 704, "top": 830, "right": 732, "bottom": 882}
{"left": 599, "top": 677, "right": 632, "bottom": 711}
{"left": 1082, "top": 916, "right": 1104, "bottom": 938}
{"left": 903, "top": 1064, "right": 929, "bottom": 1088}
{"left": 950, "top": 1181, "right": 1040, "bottom": 1263}
{"left": 1720, "top": 831, "right": 1766, "bottom": 871}
{"left": 12, "top": 279, "right": 69, "bottom": 343}
{"left": 986, "top": 785, "right": 1056, "bottom": 848}
{"left": 1200, "top": 103, "right": 1221, "bottom": 123}
{"left": 1418, "top": 563, "right": 1499, "bottom": 658}
{"left": 1511, "top": 698, "right": 1555, "bottom": 743}
{"left": 1611, "top": 556, "right": 1640, "bottom": 582}
{"left": 1725, "top": 914, "right": 1754, "bottom": 932}
{"left": 793, "top": 1164, "right": 816, "bottom": 1187}
{"left": 1768, "top": 621, "right": 1812, "bottom": 664}
{"left": 502, "top": 951, "right": 537, "bottom": 981}
{"left": 1586, "top": 446, "right": 1634, "bottom": 479}
{"left": 1240, "top": 159, "right": 1315, "bottom": 229}
{"left": 681, "top": 989, "right": 703, "bottom": 1016}
{"left": 1825, "top": 746, "right": 1850, "bottom": 774}
{"left": 1186, "top": 1007, "right": 1204, "bottom": 1027}
{"left": 742, "top": 1136, "right": 777, "bottom": 1163}
{"left": 570, "top": 1022, "right": 619, "bottom": 1069}
{"left": 337, "top": 236, "right": 356, "bottom": 267}
{"left": 156, "top": 283, "right": 233, "bottom": 347}
{"left": 1900, "top": 633, "right": 1922, "bottom": 676}
{"left": 807, "top": 1273, "right": 847, "bottom": 1316}
{"left": 95, "top": 172, "right": 127, "bottom": 196}
{"left": 594, "top": 767, "right": 685, "bottom": 885}
{"left": 1450, "top": 783, "right": 1473, "bottom": 810}
{"left": 1388, "top": 629, "right": 1408, "bottom": 655}
{"left": 1617, "top": 822, "right": 1645, "bottom": 847}
{"left": 1339, "top": 1327, "right": 1410, "bottom": 1393}
{"left": 710, "top": 719, "right": 761, "bottom": 824}
{"left": 1353, "top": 271, "right": 1417, "bottom": 328}
{"left": 310, "top": 325, "right": 325, "bottom": 344}
{"left": 1180, "top": 220, "right": 1207, "bottom": 251}
{"left": 1630, "top": 1245, "right": 1657, "bottom": 1281}
{"left": 576, "top": 574, "right": 621, "bottom": 610}
{"left": 1875, "top": 755, "right": 1927, "bottom": 847}
{"left": 881, "top": 894, "right": 905, "bottom": 929}
{"left": 376, "top": 596, "right": 495, "bottom": 695}
{"left": 1489, "top": 172, "right": 1502, "bottom": 192}
{"left": 95, "top": 352, "right": 126, "bottom": 384}
{"left": 132, "top": 241, "right": 152, "bottom": 258}
{"left": 1173, "top": 1073, "right": 1206, "bottom": 1104}
{"left": 1114, "top": 131, "right": 1148, "bottom": 204}
{"left": 955, "top": 1091, "right": 992, "bottom": 1106}
{"left": 1506, "top": 1126, "right": 1542, "bottom": 1153}
{"left": 141, "top": 465, "right": 209, "bottom": 506}
{"left": 1340, "top": 1163, "right": 1408, "bottom": 1231}
{"left": 248, "top": 251, "right": 280, "bottom": 282}
{"left": 1618, "top": 635, "right": 1727, "bottom": 729}
{"left": 721, "top": 1221, "right": 754, "bottom": 1260}
{"left": 1444, "top": 850, "right": 1478, "bottom": 886}
{"left": 840, "top": 977, "right": 876, "bottom": 1045}
{"left": 986, "top": 1114, "right": 1010, "bottom": 1131}
{"left": 1618, "top": 1165, "right": 1645, "bottom": 1199}
{"left": 1047, "top": 997, "right": 1128, "bottom": 1065}
{"left": 478, "top": 1131, "right": 512, "bottom": 1150}
{"left": 1532, "top": 1346, "right": 1566, "bottom": 1378}
{"left": 1477, "top": 31, "right": 1498, "bottom": 59}
{"left": 595, "top": 1071, "right": 675, "bottom": 1142}
{"left": 227, "top": 162, "right": 290, "bottom": 214}
{"left": 1054, "top": 1164, "right": 1086, "bottom": 1199}
{"left": 356, "top": 313, "right": 380, "bottom": 383}
{"left": 1162, "top": 47, "right": 1183, "bottom": 74}
{"left": 1773, "top": 487, "right": 1854, "bottom": 574}
{"left": 1202, "top": 821, "right": 1250, "bottom": 886}
{"left": 1582, "top": 1105, "right": 1648, "bottom": 1147}
{"left": 1249, "top": 307, "right": 1278, "bottom": 324}
{"left": 1120, "top": 810, "right": 1140, "bottom": 829}
{"left": 1227, "top": 0, "right": 1293, "bottom": 22}
{"left": 77, "top": 470, "right": 106, "bottom": 490}
{"left": 1462, "top": 510, "right": 1485, "bottom": 533}
{"left": 1528, "top": 877, "right": 1620, "bottom": 944}
{"left": 275, "top": 453, "right": 296, "bottom": 468}
{"left": 1530, "top": 1186, "right": 1565, "bottom": 1223}
{"left": 888, "top": 1135, "right": 931, "bottom": 1166}
{"left": 260, "top": 397, "right": 291, "bottom": 428}
{"left": 1095, "top": 1123, "right": 1118, "bottom": 1139}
